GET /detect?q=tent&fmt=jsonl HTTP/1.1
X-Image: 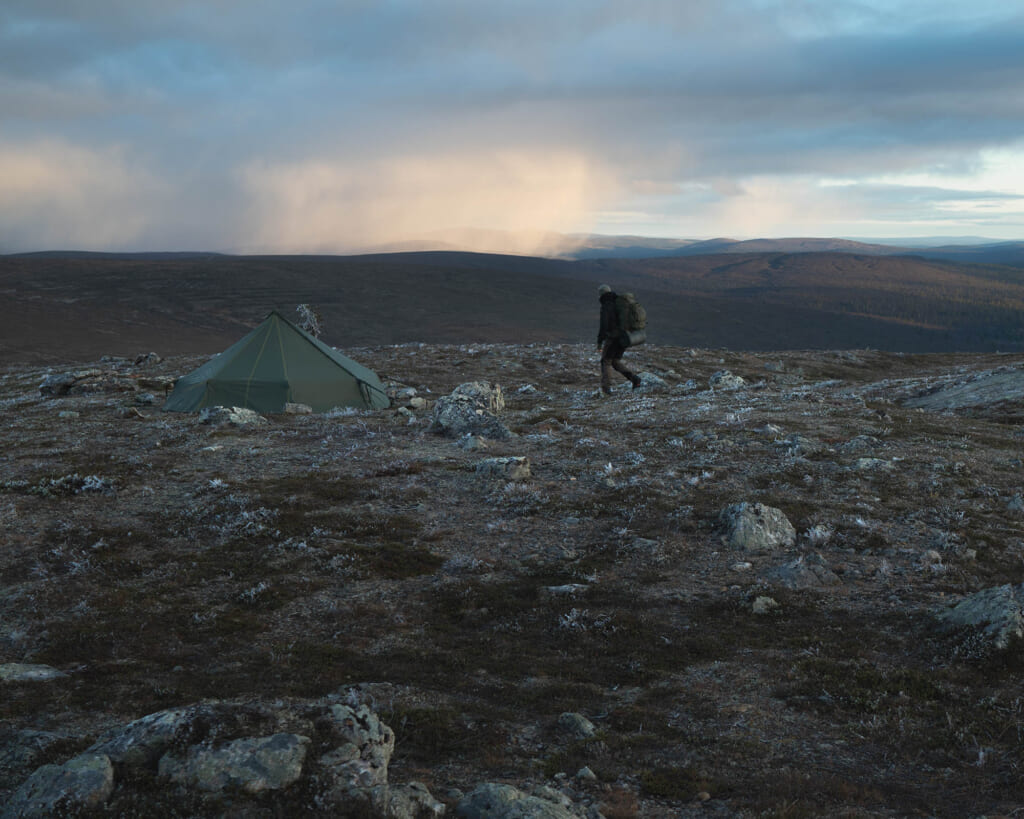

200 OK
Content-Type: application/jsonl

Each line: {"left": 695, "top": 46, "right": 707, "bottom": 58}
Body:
{"left": 163, "top": 311, "right": 390, "bottom": 413}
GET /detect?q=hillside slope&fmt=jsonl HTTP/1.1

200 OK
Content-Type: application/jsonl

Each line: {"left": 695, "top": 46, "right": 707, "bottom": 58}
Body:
{"left": 3, "top": 251, "right": 1024, "bottom": 364}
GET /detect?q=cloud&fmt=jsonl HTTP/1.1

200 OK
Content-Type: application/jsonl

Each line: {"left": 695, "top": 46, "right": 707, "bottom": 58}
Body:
{"left": 1, "top": 1, "right": 1023, "bottom": 249}
{"left": 0, "top": 140, "right": 168, "bottom": 250}
{"left": 239, "top": 149, "right": 619, "bottom": 255}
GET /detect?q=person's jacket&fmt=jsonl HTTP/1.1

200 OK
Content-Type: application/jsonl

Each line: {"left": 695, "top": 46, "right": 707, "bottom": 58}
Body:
{"left": 597, "top": 291, "right": 620, "bottom": 346}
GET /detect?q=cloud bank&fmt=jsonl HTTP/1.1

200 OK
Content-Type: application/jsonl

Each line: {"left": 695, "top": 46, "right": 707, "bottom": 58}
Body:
{"left": 1, "top": 0, "right": 1022, "bottom": 252}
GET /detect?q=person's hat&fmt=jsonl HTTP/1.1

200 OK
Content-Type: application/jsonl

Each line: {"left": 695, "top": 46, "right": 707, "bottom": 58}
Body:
{"left": 598, "top": 284, "right": 612, "bottom": 295}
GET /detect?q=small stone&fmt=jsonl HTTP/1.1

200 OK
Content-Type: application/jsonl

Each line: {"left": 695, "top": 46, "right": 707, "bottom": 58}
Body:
{"left": 752, "top": 596, "right": 780, "bottom": 615}
{"left": 475, "top": 456, "right": 531, "bottom": 480}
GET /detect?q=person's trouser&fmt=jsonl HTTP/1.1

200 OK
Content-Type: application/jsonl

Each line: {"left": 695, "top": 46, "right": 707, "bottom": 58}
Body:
{"left": 601, "top": 340, "right": 638, "bottom": 393}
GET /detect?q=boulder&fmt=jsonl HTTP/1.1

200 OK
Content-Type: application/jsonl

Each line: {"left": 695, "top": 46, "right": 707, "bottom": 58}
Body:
{"left": 88, "top": 706, "right": 194, "bottom": 768}
{"left": 342, "top": 782, "right": 446, "bottom": 818}
{"left": 38, "top": 373, "right": 76, "bottom": 398}
{"left": 321, "top": 704, "right": 396, "bottom": 789}
{"left": 456, "top": 783, "right": 580, "bottom": 819}
{"left": 556, "top": 712, "right": 596, "bottom": 740}
{"left": 2, "top": 753, "right": 114, "bottom": 818}
{"left": 158, "top": 733, "right": 310, "bottom": 794}
{"left": 431, "top": 382, "right": 511, "bottom": 440}
{"left": 719, "top": 502, "right": 796, "bottom": 553}
{"left": 936, "top": 583, "right": 1024, "bottom": 651}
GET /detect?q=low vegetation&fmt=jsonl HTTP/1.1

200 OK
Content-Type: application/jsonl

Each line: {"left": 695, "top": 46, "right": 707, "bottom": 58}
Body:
{"left": 2, "top": 343, "right": 1024, "bottom": 816}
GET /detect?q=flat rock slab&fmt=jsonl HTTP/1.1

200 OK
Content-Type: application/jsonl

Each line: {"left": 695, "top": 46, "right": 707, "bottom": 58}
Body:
{"left": 905, "top": 368, "right": 1024, "bottom": 411}
{"left": 0, "top": 663, "right": 67, "bottom": 683}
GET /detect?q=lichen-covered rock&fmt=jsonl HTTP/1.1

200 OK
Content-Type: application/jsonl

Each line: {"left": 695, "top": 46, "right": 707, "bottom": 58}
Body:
{"left": 198, "top": 406, "right": 268, "bottom": 427}
{"left": 38, "top": 373, "right": 76, "bottom": 398}
{"left": 761, "top": 553, "right": 840, "bottom": 589}
{"left": 321, "top": 704, "right": 395, "bottom": 789}
{"left": 451, "top": 381, "right": 506, "bottom": 413}
{"left": 158, "top": 732, "right": 310, "bottom": 794}
{"left": 719, "top": 502, "right": 796, "bottom": 553}
{"left": 556, "top": 712, "right": 596, "bottom": 740}
{"left": 0, "top": 663, "right": 67, "bottom": 683}
{"left": 475, "top": 456, "right": 531, "bottom": 480}
{"left": 937, "top": 583, "right": 1024, "bottom": 651}
{"left": 635, "top": 371, "right": 668, "bottom": 391}
{"left": 88, "top": 706, "right": 194, "bottom": 768}
{"left": 2, "top": 753, "right": 114, "bottom": 818}
{"left": 456, "top": 783, "right": 580, "bottom": 819}
{"left": 430, "top": 382, "right": 511, "bottom": 440}
{"left": 709, "top": 370, "right": 747, "bottom": 390}
{"left": 341, "top": 781, "right": 446, "bottom": 818}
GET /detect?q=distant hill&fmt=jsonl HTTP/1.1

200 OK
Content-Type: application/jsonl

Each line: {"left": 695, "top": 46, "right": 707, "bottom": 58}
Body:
{"left": 562, "top": 235, "right": 1024, "bottom": 266}
{"left": 3, "top": 249, "right": 1024, "bottom": 364}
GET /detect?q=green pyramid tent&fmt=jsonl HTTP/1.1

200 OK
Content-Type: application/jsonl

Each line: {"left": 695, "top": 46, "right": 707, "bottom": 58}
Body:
{"left": 163, "top": 311, "right": 390, "bottom": 413}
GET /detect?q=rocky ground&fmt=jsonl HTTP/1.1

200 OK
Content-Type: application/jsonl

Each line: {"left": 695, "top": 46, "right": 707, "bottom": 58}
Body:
{"left": 3, "top": 343, "right": 1024, "bottom": 817}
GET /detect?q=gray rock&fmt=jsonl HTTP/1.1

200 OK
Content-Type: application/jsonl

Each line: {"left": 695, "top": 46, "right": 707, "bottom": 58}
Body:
{"left": 2, "top": 753, "right": 114, "bottom": 818}
{"left": 475, "top": 456, "right": 531, "bottom": 480}
{"left": 937, "top": 584, "right": 1024, "bottom": 650}
{"left": 0, "top": 663, "right": 67, "bottom": 683}
{"left": 321, "top": 704, "right": 395, "bottom": 788}
{"left": 751, "top": 596, "right": 780, "bottom": 615}
{"left": 158, "top": 733, "right": 310, "bottom": 794}
{"left": 635, "top": 372, "right": 668, "bottom": 391}
{"left": 451, "top": 381, "right": 506, "bottom": 413}
{"left": 709, "top": 371, "right": 747, "bottom": 390}
{"left": 89, "top": 705, "right": 194, "bottom": 768}
{"left": 343, "top": 782, "right": 446, "bottom": 818}
{"left": 457, "top": 435, "right": 490, "bottom": 451}
{"left": 719, "top": 502, "right": 796, "bottom": 553}
{"left": 905, "top": 367, "right": 1024, "bottom": 413}
{"left": 556, "top": 711, "right": 596, "bottom": 740}
{"left": 778, "top": 434, "right": 825, "bottom": 456}
{"left": 456, "top": 783, "right": 580, "bottom": 819}
{"left": 38, "top": 373, "right": 76, "bottom": 398}
{"left": 0, "top": 731, "right": 69, "bottom": 790}
{"left": 762, "top": 553, "right": 840, "bottom": 589}
{"left": 198, "top": 406, "right": 268, "bottom": 427}
{"left": 431, "top": 382, "right": 512, "bottom": 440}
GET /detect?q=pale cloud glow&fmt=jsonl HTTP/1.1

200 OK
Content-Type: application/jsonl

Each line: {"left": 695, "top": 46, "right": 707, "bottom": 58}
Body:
{"left": 239, "top": 150, "right": 617, "bottom": 255}
{"left": 0, "top": 0, "right": 1022, "bottom": 253}
{"left": 0, "top": 139, "right": 167, "bottom": 249}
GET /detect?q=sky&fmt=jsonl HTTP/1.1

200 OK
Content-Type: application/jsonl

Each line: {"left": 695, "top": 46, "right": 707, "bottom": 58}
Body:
{"left": 1, "top": 0, "right": 1023, "bottom": 255}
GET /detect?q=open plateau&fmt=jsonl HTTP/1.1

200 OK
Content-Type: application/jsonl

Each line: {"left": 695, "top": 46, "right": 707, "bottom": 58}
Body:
{"left": 3, "top": 248, "right": 1024, "bottom": 817}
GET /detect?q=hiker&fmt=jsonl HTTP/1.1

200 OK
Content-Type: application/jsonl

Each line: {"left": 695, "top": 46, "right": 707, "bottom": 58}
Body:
{"left": 596, "top": 284, "right": 642, "bottom": 395}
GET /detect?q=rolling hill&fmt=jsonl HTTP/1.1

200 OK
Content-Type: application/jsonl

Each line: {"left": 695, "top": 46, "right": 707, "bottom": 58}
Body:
{"left": 3, "top": 249, "right": 1024, "bottom": 364}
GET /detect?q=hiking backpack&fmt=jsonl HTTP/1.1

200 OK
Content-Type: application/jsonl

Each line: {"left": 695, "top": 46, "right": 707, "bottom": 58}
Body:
{"left": 616, "top": 292, "right": 647, "bottom": 346}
